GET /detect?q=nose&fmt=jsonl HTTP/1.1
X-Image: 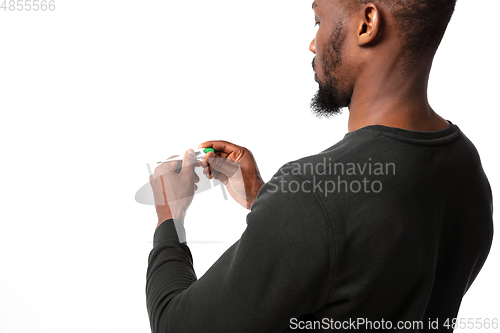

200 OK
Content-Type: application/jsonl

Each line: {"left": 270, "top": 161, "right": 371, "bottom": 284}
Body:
{"left": 309, "top": 38, "right": 316, "bottom": 54}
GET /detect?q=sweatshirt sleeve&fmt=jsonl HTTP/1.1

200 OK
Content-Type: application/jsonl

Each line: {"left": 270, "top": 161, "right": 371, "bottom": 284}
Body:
{"left": 146, "top": 174, "right": 334, "bottom": 333}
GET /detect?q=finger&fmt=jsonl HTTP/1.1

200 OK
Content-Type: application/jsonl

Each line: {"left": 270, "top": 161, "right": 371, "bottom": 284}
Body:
{"left": 204, "top": 151, "right": 223, "bottom": 164}
{"left": 208, "top": 167, "right": 215, "bottom": 179}
{"left": 180, "top": 148, "right": 196, "bottom": 176}
{"left": 198, "top": 158, "right": 208, "bottom": 168}
{"left": 152, "top": 161, "right": 177, "bottom": 180}
{"left": 199, "top": 142, "right": 227, "bottom": 158}
{"left": 199, "top": 140, "right": 244, "bottom": 159}
{"left": 156, "top": 160, "right": 180, "bottom": 174}
{"left": 165, "top": 155, "right": 182, "bottom": 173}
{"left": 202, "top": 166, "right": 214, "bottom": 180}
{"left": 211, "top": 167, "right": 226, "bottom": 181}
{"left": 206, "top": 152, "right": 240, "bottom": 178}
{"left": 194, "top": 172, "right": 200, "bottom": 184}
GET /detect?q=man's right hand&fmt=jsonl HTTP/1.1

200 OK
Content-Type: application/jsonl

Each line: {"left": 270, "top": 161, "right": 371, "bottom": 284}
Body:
{"left": 198, "top": 141, "right": 265, "bottom": 210}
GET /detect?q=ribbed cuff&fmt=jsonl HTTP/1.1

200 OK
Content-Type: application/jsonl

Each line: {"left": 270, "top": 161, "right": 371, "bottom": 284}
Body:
{"left": 153, "top": 219, "right": 187, "bottom": 246}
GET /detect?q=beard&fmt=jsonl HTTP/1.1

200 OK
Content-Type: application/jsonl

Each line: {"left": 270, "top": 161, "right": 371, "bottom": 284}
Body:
{"left": 310, "top": 20, "right": 352, "bottom": 118}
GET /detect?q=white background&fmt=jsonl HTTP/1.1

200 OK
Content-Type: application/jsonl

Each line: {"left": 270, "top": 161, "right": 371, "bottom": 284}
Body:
{"left": 0, "top": 0, "right": 498, "bottom": 332}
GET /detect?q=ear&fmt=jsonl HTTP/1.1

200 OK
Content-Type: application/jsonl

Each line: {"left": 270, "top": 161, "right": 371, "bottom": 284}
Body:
{"left": 357, "top": 3, "right": 380, "bottom": 46}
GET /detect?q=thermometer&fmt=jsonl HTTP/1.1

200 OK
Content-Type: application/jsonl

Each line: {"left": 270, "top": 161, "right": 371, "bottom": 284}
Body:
{"left": 156, "top": 147, "right": 215, "bottom": 164}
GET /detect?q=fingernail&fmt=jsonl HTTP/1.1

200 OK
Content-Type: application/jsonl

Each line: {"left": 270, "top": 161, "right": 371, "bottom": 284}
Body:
{"left": 188, "top": 149, "right": 195, "bottom": 156}
{"left": 208, "top": 153, "right": 214, "bottom": 162}
{"left": 198, "top": 144, "right": 202, "bottom": 149}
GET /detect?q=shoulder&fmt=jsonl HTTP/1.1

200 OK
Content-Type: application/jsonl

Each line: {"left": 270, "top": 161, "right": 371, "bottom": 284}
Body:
{"left": 252, "top": 172, "right": 329, "bottom": 226}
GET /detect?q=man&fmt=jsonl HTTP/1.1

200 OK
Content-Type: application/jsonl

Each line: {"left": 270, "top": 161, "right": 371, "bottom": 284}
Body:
{"left": 147, "top": 0, "right": 493, "bottom": 332}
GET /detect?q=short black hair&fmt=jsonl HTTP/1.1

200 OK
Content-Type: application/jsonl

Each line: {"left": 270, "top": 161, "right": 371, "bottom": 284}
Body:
{"left": 345, "top": 0, "right": 457, "bottom": 58}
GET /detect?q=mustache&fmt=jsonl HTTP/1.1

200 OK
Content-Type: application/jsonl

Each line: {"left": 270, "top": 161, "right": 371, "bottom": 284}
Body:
{"left": 312, "top": 57, "right": 319, "bottom": 83}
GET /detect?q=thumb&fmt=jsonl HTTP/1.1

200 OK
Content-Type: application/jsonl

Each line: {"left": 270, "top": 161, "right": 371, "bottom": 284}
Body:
{"left": 207, "top": 152, "right": 240, "bottom": 178}
{"left": 180, "top": 148, "right": 196, "bottom": 176}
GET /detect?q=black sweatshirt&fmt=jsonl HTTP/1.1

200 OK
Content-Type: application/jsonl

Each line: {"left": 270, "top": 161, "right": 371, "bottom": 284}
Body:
{"left": 146, "top": 122, "right": 493, "bottom": 332}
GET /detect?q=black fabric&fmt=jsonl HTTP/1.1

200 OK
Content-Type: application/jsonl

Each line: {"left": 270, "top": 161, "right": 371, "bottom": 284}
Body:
{"left": 146, "top": 122, "right": 493, "bottom": 332}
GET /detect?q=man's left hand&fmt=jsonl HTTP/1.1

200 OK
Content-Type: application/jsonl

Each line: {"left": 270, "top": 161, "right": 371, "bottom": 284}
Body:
{"left": 149, "top": 149, "right": 200, "bottom": 229}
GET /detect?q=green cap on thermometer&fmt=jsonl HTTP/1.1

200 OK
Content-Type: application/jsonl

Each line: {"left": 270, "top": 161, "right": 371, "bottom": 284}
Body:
{"left": 200, "top": 148, "right": 215, "bottom": 155}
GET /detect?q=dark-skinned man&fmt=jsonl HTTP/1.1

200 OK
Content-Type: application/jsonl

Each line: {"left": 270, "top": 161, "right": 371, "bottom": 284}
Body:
{"left": 146, "top": 0, "right": 493, "bottom": 332}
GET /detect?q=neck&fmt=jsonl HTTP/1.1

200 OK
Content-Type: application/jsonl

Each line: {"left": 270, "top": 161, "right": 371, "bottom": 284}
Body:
{"left": 347, "top": 56, "right": 449, "bottom": 132}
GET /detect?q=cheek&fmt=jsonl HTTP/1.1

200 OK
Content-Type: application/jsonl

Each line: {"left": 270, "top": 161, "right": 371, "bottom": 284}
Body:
{"left": 315, "top": 29, "right": 326, "bottom": 57}
{"left": 314, "top": 26, "right": 333, "bottom": 66}
{"left": 313, "top": 33, "right": 325, "bottom": 69}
